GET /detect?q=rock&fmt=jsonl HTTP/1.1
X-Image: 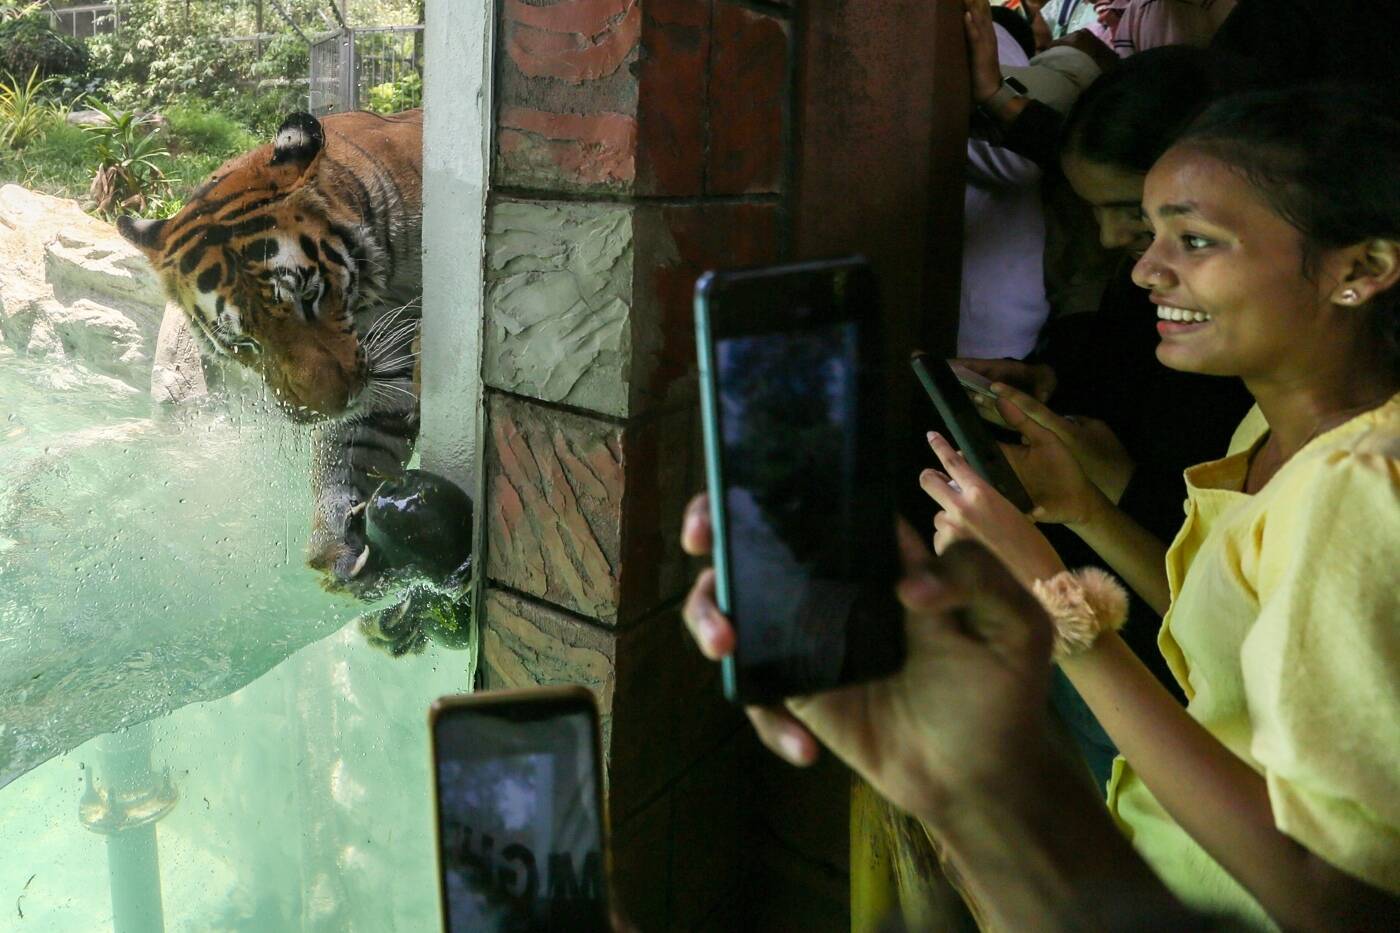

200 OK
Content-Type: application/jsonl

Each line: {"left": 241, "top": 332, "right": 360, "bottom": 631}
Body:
{"left": 45, "top": 297, "right": 149, "bottom": 376}
{"left": 45, "top": 231, "right": 165, "bottom": 323}
{"left": 0, "top": 185, "right": 170, "bottom": 394}
{"left": 150, "top": 301, "right": 209, "bottom": 404}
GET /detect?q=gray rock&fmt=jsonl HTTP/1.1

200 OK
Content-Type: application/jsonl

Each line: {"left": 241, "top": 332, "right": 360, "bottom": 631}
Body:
{"left": 151, "top": 300, "right": 209, "bottom": 403}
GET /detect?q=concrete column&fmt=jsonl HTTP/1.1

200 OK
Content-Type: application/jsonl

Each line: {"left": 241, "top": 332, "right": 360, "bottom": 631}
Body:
{"left": 420, "top": 0, "right": 492, "bottom": 495}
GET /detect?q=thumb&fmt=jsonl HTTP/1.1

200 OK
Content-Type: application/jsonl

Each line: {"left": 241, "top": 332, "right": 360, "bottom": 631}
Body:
{"left": 995, "top": 393, "right": 1064, "bottom": 447}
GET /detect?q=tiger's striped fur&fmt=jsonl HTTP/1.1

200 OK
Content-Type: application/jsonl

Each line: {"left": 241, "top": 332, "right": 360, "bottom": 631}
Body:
{"left": 119, "top": 109, "right": 424, "bottom": 585}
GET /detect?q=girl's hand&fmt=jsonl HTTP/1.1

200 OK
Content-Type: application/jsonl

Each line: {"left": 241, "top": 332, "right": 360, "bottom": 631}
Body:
{"left": 991, "top": 383, "right": 1135, "bottom": 508}
{"left": 962, "top": 0, "right": 1004, "bottom": 106}
{"left": 951, "top": 359, "right": 1057, "bottom": 402}
{"left": 920, "top": 432, "right": 1066, "bottom": 589}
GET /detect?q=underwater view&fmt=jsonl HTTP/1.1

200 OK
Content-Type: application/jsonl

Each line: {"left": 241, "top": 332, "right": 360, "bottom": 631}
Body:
{"left": 0, "top": 348, "right": 472, "bottom": 931}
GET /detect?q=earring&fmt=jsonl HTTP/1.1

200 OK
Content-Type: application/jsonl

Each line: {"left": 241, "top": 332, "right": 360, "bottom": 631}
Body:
{"left": 1340, "top": 288, "right": 1360, "bottom": 304}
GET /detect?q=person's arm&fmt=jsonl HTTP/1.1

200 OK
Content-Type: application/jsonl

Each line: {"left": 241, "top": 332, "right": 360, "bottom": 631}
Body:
{"left": 1060, "top": 636, "right": 1400, "bottom": 931}
{"left": 930, "top": 733, "right": 1185, "bottom": 933}
{"left": 679, "top": 499, "right": 1192, "bottom": 930}
{"left": 1065, "top": 487, "right": 1171, "bottom": 615}
{"left": 964, "top": 0, "right": 1064, "bottom": 169}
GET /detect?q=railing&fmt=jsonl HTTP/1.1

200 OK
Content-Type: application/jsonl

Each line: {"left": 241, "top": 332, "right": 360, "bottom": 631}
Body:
{"left": 309, "top": 24, "right": 423, "bottom": 115}
{"left": 47, "top": 1, "right": 119, "bottom": 38}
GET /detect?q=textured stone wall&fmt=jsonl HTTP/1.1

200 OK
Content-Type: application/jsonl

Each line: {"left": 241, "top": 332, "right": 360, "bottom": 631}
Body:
{"left": 477, "top": 0, "right": 967, "bottom": 928}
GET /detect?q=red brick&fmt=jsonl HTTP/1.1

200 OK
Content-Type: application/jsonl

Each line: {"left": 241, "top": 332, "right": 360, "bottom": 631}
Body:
{"left": 484, "top": 393, "right": 701, "bottom": 625}
{"left": 485, "top": 394, "right": 625, "bottom": 621}
{"left": 495, "top": 0, "right": 711, "bottom": 196}
{"left": 708, "top": 2, "right": 789, "bottom": 194}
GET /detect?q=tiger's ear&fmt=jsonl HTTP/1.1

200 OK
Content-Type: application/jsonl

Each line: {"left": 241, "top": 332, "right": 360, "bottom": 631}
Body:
{"left": 270, "top": 112, "right": 325, "bottom": 172}
{"left": 117, "top": 215, "right": 166, "bottom": 255}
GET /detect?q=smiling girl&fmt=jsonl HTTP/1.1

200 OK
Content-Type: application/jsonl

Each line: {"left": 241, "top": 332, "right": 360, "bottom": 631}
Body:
{"left": 923, "top": 86, "right": 1400, "bottom": 928}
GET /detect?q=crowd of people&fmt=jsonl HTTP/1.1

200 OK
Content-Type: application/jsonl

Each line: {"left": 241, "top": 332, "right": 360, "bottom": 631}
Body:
{"left": 680, "top": 0, "right": 1399, "bottom": 929}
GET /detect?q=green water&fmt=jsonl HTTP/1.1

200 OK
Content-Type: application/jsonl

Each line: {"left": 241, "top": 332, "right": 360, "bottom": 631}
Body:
{"left": 0, "top": 348, "right": 471, "bottom": 931}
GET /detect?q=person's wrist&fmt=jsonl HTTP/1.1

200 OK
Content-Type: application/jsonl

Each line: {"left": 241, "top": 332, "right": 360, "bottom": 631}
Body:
{"left": 1065, "top": 484, "right": 1112, "bottom": 534}
{"left": 972, "top": 77, "right": 1001, "bottom": 106}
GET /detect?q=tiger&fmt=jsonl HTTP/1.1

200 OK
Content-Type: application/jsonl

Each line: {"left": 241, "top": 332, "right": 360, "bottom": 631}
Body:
{"left": 118, "top": 109, "right": 424, "bottom": 588}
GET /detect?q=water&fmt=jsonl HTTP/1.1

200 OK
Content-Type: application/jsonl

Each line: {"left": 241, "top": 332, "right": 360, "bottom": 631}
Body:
{"left": 0, "top": 349, "right": 472, "bottom": 931}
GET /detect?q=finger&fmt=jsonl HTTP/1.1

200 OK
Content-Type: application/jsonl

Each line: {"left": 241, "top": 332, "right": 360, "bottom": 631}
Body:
{"left": 918, "top": 464, "right": 963, "bottom": 512}
{"left": 680, "top": 492, "right": 712, "bottom": 556}
{"left": 932, "top": 523, "right": 962, "bottom": 555}
{"left": 681, "top": 569, "right": 735, "bottom": 661}
{"left": 895, "top": 516, "right": 934, "bottom": 578}
{"left": 990, "top": 382, "right": 1069, "bottom": 435}
{"left": 926, "top": 431, "right": 983, "bottom": 490}
{"left": 992, "top": 393, "right": 1073, "bottom": 451}
{"left": 746, "top": 705, "right": 820, "bottom": 766}
{"left": 970, "top": 391, "right": 1010, "bottom": 428}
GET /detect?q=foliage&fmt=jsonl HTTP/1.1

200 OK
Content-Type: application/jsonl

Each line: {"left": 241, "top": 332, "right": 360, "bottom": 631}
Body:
{"left": 0, "top": 116, "right": 93, "bottom": 197}
{"left": 0, "top": 68, "right": 60, "bottom": 149}
{"left": 366, "top": 70, "right": 421, "bottom": 114}
{"left": 81, "top": 97, "right": 171, "bottom": 218}
{"left": 164, "top": 101, "right": 259, "bottom": 158}
{"left": 0, "top": 9, "right": 88, "bottom": 81}
{"left": 250, "top": 32, "right": 310, "bottom": 85}
{"left": 220, "top": 88, "right": 301, "bottom": 139}
{"left": 85, "top": 0, "right": 254, "bottom": 111}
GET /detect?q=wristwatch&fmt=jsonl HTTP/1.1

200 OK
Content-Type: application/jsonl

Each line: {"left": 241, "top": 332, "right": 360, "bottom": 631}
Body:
{"left": 979, "top": 75, "right": 1030, "bottom": 115}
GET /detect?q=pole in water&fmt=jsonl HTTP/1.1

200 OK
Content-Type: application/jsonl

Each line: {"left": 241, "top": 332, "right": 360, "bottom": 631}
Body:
{"left": 79, "top": 721, "right": 177, "bottom": 933}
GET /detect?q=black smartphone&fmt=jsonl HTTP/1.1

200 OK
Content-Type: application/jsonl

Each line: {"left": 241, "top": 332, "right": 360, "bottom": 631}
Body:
{"left": 910, "top": 352, "right": 1035, "bottom": 513}
{"left": 695, "top": 257, "right": 905, "bottom": 706}
{"left": 430, "top": 687, "right": 610, "bottom": 933}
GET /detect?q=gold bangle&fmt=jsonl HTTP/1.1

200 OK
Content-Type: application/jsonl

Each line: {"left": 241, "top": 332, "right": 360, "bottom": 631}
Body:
{"left": 1032, "top": 567, "right": 1129, "bottom": 661}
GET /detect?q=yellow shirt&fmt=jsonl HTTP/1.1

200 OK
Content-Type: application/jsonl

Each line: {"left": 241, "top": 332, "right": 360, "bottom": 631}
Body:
{"left": 1107, "top": 394, "right": 1400, "bottom": 929}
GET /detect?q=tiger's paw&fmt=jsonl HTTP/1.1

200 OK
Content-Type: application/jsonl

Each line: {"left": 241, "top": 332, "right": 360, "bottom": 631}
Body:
{"left": 308, "top": 509, "right": 384, "bottom": 598}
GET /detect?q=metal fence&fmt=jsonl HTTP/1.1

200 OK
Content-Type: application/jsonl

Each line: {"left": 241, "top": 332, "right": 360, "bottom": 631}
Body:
{"left": 47, "top": 2, "right": 120, "bottom": 38}
{"left": 309, "top": 25, "right": 423, "bottom": 115}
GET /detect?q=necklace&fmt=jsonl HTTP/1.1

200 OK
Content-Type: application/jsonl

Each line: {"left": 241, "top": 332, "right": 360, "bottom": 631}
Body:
{"left": 1246, "top": 390, "right": 1396, "bottom": 493}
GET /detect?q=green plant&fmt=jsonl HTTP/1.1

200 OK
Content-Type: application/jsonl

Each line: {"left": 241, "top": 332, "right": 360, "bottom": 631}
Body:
{"left": 164, "top": 101, "right": 258, "bottom": 158}
{"left": 366, "top": 70, "right": 421, "bottom": 114}
{"left": 0, "top": 8, "right": 88, "bottom": 81}
{"left": 0, "top": 68, "right": 57, "bottom": 149}
{"left": 0, "top": 116, "right": 93, "bottom": 197}
{"left": 81, "top": 97, "right": 171, "bottom": 218}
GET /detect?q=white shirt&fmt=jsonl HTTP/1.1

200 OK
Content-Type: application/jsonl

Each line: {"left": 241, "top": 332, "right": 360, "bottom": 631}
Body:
{"left": 958, "top": 26, "right": 1050, "bottom": 359}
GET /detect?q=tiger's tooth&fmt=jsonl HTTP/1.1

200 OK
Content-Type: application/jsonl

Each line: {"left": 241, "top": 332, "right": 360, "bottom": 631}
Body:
{"left": 349, "top": 546, "right": 370, "bottom": 578}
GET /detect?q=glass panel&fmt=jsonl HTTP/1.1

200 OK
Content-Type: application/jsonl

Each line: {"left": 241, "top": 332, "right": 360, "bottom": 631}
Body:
{"left": 1, "top": 2, "right": 465, "bottom": 930}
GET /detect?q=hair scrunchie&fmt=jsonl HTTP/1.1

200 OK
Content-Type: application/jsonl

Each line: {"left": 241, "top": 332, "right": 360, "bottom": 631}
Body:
{"left": 1032, "top": 567, "right": 1130, "bottom": 661}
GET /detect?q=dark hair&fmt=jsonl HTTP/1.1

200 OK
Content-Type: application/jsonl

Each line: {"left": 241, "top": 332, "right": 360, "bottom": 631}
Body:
{"left": 991, "top": 5, "right": 1037, "bottom": 62}
{"left": 1175, "top": 85, "right": 1400, "bottom": 372}
{"left": 1061, "top": 46, "right": 1261, "bottom": 174}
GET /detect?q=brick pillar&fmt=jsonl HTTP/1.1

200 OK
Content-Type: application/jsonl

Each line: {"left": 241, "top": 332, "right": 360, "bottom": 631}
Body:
{"left": 479, "top": 0, "right": 790, "bottom": 928}
{"left": 479, "top": 0, "right": 966, "bottom": 928}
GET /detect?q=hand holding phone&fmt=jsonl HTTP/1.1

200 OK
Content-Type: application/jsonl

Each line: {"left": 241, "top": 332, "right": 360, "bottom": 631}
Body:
{"left": 431, "top": 688, "right": 611, "bottom": 933}
{"left": 694, "top": 258, "right": 905, "bottom": 705}
{"left": 911, "top": 353, "right": 1035, "bottom": 514}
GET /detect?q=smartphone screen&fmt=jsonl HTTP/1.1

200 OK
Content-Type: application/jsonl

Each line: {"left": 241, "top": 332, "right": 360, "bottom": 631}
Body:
{"left": 696, "top": 259, "right": 903, "bottom": 704}
{"left": 431, "top": 691, "right": 608, "bottom": 933}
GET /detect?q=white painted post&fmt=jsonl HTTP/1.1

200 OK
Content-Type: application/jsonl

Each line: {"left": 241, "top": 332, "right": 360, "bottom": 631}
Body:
{"left": 419, "top": 0, "right": 492, "bottom": 510}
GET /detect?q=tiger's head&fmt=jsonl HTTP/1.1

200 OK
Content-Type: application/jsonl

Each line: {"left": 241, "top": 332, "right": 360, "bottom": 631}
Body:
{"left": 120, "top": 113, "right": 371, "bottom": 422}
